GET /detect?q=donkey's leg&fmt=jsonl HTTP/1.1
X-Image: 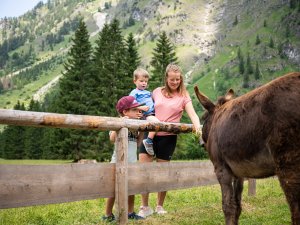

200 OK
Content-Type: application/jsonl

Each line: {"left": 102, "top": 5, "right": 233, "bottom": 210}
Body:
{"left": 271, "top": 132, "right": 300, "bottom": 225}
{"left": 277, "top": 174, "right": 300, "bottom": 225}
{"left": 215, "top": 165, "right": 242, "bottom": 225}
{"left": 289, "top": 199, "right": 300, "bottom": 225}
{"left": 232, "top": 177, "right": 244, "bottom": 222}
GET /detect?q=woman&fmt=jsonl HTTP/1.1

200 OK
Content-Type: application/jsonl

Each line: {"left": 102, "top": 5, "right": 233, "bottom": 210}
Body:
{"left": 138, "top": 63, "right": 201, "bottom": 217}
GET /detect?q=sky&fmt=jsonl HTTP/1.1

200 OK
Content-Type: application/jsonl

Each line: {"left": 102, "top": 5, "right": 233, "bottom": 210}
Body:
{"left": 0, "top": 0, "right": 46, "bottom": 19}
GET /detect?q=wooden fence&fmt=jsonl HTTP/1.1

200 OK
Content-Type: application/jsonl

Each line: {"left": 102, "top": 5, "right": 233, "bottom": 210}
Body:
{"left": 0, "top": 109, "right": 255, "bottom": 224}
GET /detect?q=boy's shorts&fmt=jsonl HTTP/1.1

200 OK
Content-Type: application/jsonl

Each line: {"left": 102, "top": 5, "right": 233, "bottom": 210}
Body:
{"left": 111, "top": 141, "right": 137, "bottom": 163}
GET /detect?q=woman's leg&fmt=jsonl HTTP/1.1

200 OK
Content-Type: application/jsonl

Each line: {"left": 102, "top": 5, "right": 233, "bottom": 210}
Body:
{"left": 138, "top": 153, "right": 154, "bottom": 217}
{"left": 153, "top": 135, "right": 177, "bottom": 214}
{"left": 156, "top": 158, "right": 169, "bottom": 207}
{"left": 139, "top": 153, "right": 153, "bottom": 206}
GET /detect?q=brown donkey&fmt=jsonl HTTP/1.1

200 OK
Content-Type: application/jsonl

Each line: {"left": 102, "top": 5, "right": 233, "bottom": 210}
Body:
{"left": 194, "top": 72, "right": 300, "bottom": 225}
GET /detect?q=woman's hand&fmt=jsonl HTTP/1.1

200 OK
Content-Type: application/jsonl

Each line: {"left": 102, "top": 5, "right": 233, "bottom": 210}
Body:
{"left": 193, "top": 126, "right": 204, "bottom": 146}
{"left": 195, "top": 127, "right": 202, "bottom": 137}
{"left": 195, "top": 128, "right": 204, "bottom": 146}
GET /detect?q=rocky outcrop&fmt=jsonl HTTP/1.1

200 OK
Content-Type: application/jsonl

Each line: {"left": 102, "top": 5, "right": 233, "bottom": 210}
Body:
{"left": 283, "top": 43, "right": 300, "bottom": 65}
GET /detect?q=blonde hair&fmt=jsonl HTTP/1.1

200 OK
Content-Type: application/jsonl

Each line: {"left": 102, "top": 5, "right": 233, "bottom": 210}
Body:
{"left": 133, "top": 68, "right": 150, "bottom": 80}
{"left": 163, "top": 63, "right": 187, "bottom": 97}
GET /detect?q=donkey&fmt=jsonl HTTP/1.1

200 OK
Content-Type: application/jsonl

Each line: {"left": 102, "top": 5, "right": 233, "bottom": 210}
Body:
{"left": 194, "top": 72, "right": 300, "bottom": 225}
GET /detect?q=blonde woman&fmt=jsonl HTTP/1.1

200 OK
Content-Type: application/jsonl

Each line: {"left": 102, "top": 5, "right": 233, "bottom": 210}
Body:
{"left": 138, "top": 63, "right": 201, "bottom": 217}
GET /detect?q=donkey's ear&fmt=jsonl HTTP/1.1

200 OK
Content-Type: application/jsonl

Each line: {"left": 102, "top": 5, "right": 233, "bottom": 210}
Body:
{"left": 194, "top": 86, "right": 215, "bottom": 113}
{"left": 225, "top": 89, "right": 234, "bottom": 101}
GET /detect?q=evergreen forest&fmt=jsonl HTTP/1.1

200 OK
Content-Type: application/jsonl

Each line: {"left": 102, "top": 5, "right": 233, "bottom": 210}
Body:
{"left": 0, "top": 18, "right": 206, "bottom": 161}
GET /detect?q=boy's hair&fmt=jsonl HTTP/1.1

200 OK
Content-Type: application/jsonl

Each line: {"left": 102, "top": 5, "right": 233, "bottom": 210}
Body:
{"left": 164, "top": 63, "right": 187, "bottom": 96}
{"left": 133, "top": 68, "right": 149, "bottom": 80}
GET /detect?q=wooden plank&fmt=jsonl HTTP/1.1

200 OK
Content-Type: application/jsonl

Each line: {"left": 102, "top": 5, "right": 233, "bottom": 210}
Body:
{"left": 115, "top": 128, "right": 128, "bottom": 224}
{"left": 0, "top": 109, "right": 195, "bottom": 133}
{"left": 0, "top": 162, "right": 217, "bottom": 209}
{"left": 128, "top": 161, "right": 217, "bottom": 195}
{"left": 0, "top": 163, "right": 115, "bottom": 209}
{"left": 248, "top": 179, "right": 256, "bottom": 196}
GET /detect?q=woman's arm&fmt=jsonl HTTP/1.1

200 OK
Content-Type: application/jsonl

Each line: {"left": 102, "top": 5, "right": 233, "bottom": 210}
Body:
{"left": 185, "top": 101, "right": 201, "bottom": 134}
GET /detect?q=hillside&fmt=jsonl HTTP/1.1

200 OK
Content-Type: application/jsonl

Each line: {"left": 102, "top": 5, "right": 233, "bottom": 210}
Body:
{"left": 0, "top": 0, "right": 299, "bottom": 109}
{"left": 191, "top": 0, "right": 300, "bottom": 104}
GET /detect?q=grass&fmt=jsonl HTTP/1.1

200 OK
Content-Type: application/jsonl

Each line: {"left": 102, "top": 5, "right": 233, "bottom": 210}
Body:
{"left": 0, "top": 160, "right": 290, "bottom": 225}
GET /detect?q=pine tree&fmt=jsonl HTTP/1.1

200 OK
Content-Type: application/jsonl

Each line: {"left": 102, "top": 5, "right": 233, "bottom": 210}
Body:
{"left": 233, "top": 15, "right": 238, "bottom": 26}
{"left": 239, "top": 55, "right": 245, "bottom": 75}
{"left": 290, "top": 0, "right": 297, "bottom": 9}
{"left": 263, "top": 20, "right": 267, "bottom": 27}
{"left": 278, "top": 42, "right": 285, "bottom": 59}
{"left": 237, "top": 46, "right": 242, "bottom": 59}
{"left": 246, "top": 53, "right": 253, "bottom": 74}
{"left": 243, "top": 72, "right": 249, "bottom": 88}
{"left": 263, "top": 45, "right": 267, "bottom": 56}
{"left": 53, "top": 18, "right": 98, "bottom": 161}
{"left": 125, "top": 33, "right": 141, "bottom": 79}
{"left": 40, "top": 87, "right": 63, "bottom": 159}
{"left": 150, "top": 31, "right": 178, "bottom": 90}
{"left": 57, "top": 18, "right": 93, "bottom": 115}
{"left": 93, "top": 19, "right": 132, "bottom": 161}
{"left": 93, "top": 19, "right": 132, "bottom": 117}
{"left": 0, "top": 81, "right": 3, "bottom": 93}
{"left": 109, "top": 19, "right": 134, "bottom": 98}
{"left": 254, "top": 61, "right": 261, "bottom": 80}
{"left": 285, "top": 26, "right": 290, "bottom": 38}
{"left": 0, "top": 128, "right": 4, "bottom": 158}
{"left": 269, "top": 36, "right": 274, "bottom": 48}
{"left": 1, "top": 101, "right": 26, "bottom": 159}
{"left": 255, "top": 34, "right": 261, "bottom": 45}
{"left": 24, "top": 99, "right": 43, "bottom": 159}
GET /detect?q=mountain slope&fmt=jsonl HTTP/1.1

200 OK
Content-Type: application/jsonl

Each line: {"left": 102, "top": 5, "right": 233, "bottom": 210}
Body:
{"left": 0, "top": 0, "right": 299, "bottom": 109}
{"left": 191, "top": 0, "right": 300, "bottom": 103}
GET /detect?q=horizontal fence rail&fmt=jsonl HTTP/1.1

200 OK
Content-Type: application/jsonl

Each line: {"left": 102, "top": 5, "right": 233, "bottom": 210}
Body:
{"left": 0, "top": 109, "right": 195, "bottom": 133}
{"left": 0, "top": 161, "right": 217, "bottom": 209}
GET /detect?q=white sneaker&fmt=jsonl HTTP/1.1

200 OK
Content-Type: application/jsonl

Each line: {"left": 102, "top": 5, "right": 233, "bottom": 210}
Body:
{"left": 142, "top": 139, "right": 155, "bottom": 156}
{"left": 137, "top": 206, "right": 153, "bottom": 218}
{"left": 155, "top": 205, "right": 167, "bottom": 214}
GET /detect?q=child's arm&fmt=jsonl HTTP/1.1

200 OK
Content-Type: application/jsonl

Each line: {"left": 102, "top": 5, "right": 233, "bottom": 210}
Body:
{"left": 138, "top": 105, "right": 149, "bottom": 112}
{"left": 109, "top": 115, "right": 131, "bottom": 143}
{"left": 109, "top": 131, "right": 117, "bottom": 143}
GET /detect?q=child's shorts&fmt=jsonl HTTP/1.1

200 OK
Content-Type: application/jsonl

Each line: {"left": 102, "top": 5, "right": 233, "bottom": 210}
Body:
{"left": 139, "top": 133, "right": 177, "bottom": 161}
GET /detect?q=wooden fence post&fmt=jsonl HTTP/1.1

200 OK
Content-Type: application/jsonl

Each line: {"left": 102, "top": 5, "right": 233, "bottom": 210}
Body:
{"left": 115, "top": 128, "right": 128, "bottom": 224}
{"left": 248, "top": 179, "right": 256, "bottom": 196}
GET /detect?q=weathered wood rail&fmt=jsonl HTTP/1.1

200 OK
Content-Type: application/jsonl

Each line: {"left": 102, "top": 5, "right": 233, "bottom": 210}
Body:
{"left": 0, "top": 109, "right": 255, "bottom": 225}
{"left": 0, "top": 161, "right": 216, "bottom": 208}
{"left": 0, "top": 109, "right": 194, "bottom": 133}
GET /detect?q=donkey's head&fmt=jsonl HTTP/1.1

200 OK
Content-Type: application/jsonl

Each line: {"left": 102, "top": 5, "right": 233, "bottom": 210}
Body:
{"left": 194, "top": 86, "right": 235, "bottom": 144}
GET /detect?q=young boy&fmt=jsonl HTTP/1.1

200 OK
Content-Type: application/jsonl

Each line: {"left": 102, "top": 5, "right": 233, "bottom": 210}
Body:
{"left": 129, "top": 68, "right": 159, "bottom": 156}
{"left": 102, "top": 96, "right": 145, "bottom": 222}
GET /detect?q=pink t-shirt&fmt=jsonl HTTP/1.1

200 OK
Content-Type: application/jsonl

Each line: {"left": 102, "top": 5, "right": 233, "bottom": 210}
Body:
{"left": 152, "top": 87, "right": 191, "bottom": 136}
